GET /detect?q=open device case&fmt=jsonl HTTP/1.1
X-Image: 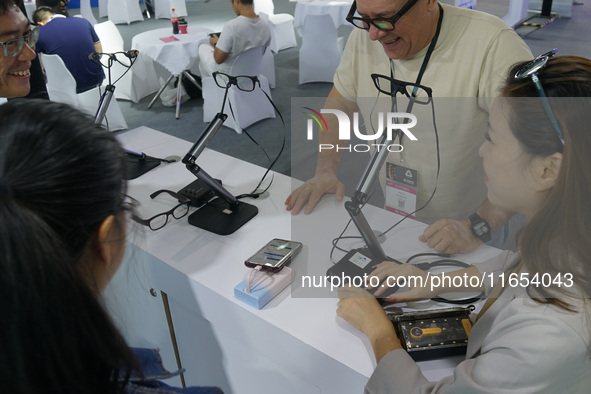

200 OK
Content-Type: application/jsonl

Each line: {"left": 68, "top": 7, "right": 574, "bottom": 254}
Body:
{"left": 388, "top": 305, "right": 474, "bottom": 361}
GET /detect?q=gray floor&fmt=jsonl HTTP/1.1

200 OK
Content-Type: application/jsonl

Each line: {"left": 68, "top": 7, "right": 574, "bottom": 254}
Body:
{"left": 83, "top": 0, "right": 591, "bottom": 178}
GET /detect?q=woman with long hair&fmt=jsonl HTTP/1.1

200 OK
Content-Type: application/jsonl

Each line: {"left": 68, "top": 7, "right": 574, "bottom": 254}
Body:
{"left": 337, "top": 54, "right": 591, "bottom": 393}
{"left": 0, "top": 99, "right": 222, "bottom": 393}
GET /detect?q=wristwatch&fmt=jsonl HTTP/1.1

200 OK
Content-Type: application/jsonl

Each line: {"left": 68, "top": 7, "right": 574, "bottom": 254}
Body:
{"left": 468, "top": 213, "right": 492, "bottom": 243}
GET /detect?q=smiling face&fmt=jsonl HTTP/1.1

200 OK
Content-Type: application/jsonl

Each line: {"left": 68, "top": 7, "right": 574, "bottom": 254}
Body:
{"left": 356, "top": 0, "right": 439, "bottom": 60}
{"left": 0, "top": 5, "right": 35, "bottom": 98}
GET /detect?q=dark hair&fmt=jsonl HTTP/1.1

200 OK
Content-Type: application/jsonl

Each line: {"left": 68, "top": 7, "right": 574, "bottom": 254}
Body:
{"left": 32, "top": 5, "right": 54, "bottom": 23}
{"left": 0, "top": 0, "right": 17, "bottom": 13}
{"left": 0, "top": 99, "right": 140, "bottom": 393}
{"left": 500, "top": 55, "right": 591, "bottom": 310}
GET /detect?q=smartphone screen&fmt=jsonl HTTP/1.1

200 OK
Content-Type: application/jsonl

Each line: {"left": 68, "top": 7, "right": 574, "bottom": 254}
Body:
{"left": 245, "top": 239, "right": 302, "bottom": 272}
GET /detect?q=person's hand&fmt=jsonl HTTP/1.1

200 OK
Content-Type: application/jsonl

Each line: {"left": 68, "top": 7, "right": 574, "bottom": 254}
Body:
{"left": 209, "top": 34, "right": 218, "bottom": 46}
{"left": 337, "top": 286, "right": 393, "bottom": 337}
{"left": 419, "top": 218, "right": 482, "bottom": 254}
{"left": 368, "top": 262, "right": 437, "bottom": 301}
{"left": 284, "top": 173, "right": 345, "bottom": 215}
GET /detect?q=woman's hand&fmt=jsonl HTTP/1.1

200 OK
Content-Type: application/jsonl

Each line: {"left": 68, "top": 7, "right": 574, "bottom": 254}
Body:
{"left": 337, "top": 286, "right": 401, "bottom": 362}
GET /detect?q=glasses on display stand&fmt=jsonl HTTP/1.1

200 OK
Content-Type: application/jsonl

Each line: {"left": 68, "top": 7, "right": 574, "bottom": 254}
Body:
{"left": 91, "top": 50, "right": 175, "bottom": 180}
{"left": 179, "top": 72, "right": 265, "bottom": 235}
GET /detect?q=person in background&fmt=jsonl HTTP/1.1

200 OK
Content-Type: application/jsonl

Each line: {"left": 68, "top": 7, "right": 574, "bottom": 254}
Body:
{"left": 337, "top": 54, "right": 591, "bottom": 393}
{"left": 285, "top": 0, "right": 533, "bottom": 254}
{"left": 35, "top": 0, "right": 69, "bottom": 16}
{"left": 33, "top": 6, "right": 104, "bottom": 93}
{"left": 0, "top": 99, "right": 223, "bottom": 394}
{"left": 198, "top": 0, "right": 270, "bottom": 78}
{"left": 0, "top": 0, "right": 36, "bottom": 100}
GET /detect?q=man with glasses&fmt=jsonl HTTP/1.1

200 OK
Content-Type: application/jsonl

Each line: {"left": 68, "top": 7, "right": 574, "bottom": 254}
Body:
{"left": 286, "top": 0, "right": 533, "bottom": 254}
{"left": 0, "top": 0, "right": 36, "bottom": 100}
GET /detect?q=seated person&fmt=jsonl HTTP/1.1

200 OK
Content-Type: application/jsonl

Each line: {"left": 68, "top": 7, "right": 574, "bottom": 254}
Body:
{"left": 198, "top": 0, "right": 270, "bottom": 79}
{"left": 337, "top": 54, "right": 591, "bottom": 393}
{"left": 0, "top": 0, "right": 36, "bottom": 101}
{"left": 33, "top": 6, "right": 104, "bottom": 93}
{"left": 0, "top": 99, "right": 222, "bottom": 394}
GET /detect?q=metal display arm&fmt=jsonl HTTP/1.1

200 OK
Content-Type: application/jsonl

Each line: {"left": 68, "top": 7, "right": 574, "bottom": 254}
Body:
{"left": 181, "top": 81, "right": 258, "bottom": 235}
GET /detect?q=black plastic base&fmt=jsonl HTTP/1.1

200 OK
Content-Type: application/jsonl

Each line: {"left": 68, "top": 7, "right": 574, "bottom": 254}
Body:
{"left": 188, "top": 199, "right": 258, "bottom": 235}
{"left": 126, "top": 156, "right": 161, "bottom": 180}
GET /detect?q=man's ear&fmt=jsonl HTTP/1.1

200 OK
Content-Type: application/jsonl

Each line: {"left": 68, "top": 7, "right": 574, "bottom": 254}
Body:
{"left": 97, "top": 215, "right": 115, "bottom": 264}
{"left": 535, "top": 152, "right": 563, "bottom": 191}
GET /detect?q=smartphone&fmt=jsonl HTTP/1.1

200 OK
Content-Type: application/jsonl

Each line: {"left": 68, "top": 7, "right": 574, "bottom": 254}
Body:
{"left": 245, "top": 239, "right": 303, "bottom": 272}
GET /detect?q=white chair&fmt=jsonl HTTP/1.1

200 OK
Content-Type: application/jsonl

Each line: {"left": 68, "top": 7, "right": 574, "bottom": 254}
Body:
{"left": 108, "top": 0, "right": 144, "bottom": 25}
{"left": 79, "top": 0, "right": 97, "bottom": 25}
{"left": 41, "top": 54, "right": 128, "bottom": 131}
{"left": 261, "top": 48, "right": 276, "bottom": 88}
{"left": 94, "top": 21, "right": 160, "bottom": 103}
{"left": 255, "top": 0, "right": 297, "bottom": 53}
{"left": 299, "top": 14, "right": 344, "bottom": 84}
{"left": 154, "top": 0, "right": 188, "bottom": 19}
{"left": 202, "top": 47, "right": 276, "bottom": 134}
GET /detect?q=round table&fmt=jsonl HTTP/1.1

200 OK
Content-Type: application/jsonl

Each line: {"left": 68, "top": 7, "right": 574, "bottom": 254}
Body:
{"left": 131, "top": 27, "right": 213, "bottom": 118}
{"left": 294, "top": 0, "right": 353, "bottom": 36}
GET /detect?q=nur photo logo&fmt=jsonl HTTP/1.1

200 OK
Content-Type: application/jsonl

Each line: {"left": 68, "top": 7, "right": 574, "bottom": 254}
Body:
{"left": 303, "top": 107, "right": 418, "bottom": 152}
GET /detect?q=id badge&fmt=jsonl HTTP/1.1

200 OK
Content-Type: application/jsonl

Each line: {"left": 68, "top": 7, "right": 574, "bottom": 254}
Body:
{"left": 385, "top": 162, "right": 418, "bottom": 219}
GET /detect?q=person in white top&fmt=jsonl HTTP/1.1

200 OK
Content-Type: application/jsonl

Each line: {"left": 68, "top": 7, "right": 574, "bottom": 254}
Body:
{"left": 285, "top": 0, "right": 533, "bottom": 254}
{"left": 198, "top": 0, "right": 271, "bottom": 79}
{"left": 337, "top": 54, "right": 591, "bottom": 393}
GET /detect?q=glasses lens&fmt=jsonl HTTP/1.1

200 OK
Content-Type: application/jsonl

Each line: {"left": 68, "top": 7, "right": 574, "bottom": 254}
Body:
{"left": 149, "top": 214, "right": 168, "bottom": 230}
{"left": 404, "top": 85, "right": 430, "bottom": 104}
{"left": 350, "top": 18, "right": 370, "bottom": 30}
{"left": 372, "top": 75, "right": 393, "bottom": 95}
{"left": 172, "top": 203, "right": 189, "bottom": 219}
{"left": 235, "top": 76, "right": 256, "bottom": 91}
{"left": 28, "top": 28, "right": 39, "bottom": 48}
{"left": 214, "top": 72, "right": 231, "bottom": 88}
{"left": 4, "top": 37, "right": 23, "bottom": 57}
{"left": 373, "top": 20, "right": 394, "bottom": 30}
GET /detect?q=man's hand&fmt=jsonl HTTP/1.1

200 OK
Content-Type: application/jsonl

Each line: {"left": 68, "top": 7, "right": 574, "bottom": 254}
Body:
{"left": 368, "top": 262, "right": 437, "bottom": 301}
{"left": 419, "top": 218, "right": 482, "bottom": 254}
{"left": 285, "top": 173, "right": 345, "bottom": 215}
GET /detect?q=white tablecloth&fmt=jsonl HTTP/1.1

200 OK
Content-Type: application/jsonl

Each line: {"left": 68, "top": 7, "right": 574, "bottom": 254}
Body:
{"left": 294, "top": 0, "right": 353, "bottom": 36}
{"left": 131, "top": 27, "right": 213, "bottom": 77}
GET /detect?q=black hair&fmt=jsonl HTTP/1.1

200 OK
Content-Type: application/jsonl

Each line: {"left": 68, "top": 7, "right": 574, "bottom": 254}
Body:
{"left": 0, "top": 0, "right": 17, "bottom": 13}
{"left": 32, "top": 5, "right": 54, "bottom": 23}
{"left": 0, "top": 99, "right": 140, "bottom": 393}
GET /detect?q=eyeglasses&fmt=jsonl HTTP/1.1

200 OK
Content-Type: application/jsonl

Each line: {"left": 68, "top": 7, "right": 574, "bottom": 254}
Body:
{"left": 514, "top": 49, "right": 565, "bottom": 145}
{"left": 129, "top": 190, "right": 190, "bottom": 231}
{"left": 346, "top": 0, "right": 420, "bottom": 31}
{"left": 0, "top": 27, "right": 39, "bottom": 58}
{"left": 212, "top": 71, "right": 260, "bottom": 91}
{"left": 371, "top": 73, "right": 433, "bottom": 104}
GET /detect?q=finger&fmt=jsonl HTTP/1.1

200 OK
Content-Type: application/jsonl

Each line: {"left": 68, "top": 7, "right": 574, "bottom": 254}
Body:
{"left": 418, "top": 234, "right": 427, "bottom": 242}
{"left": 422, "top": 220, "right": 445, "bottom": 240}
{"left": 303, "top": 189, "right": 324, "bottom": 215}
{"left": 284, "top": 194, "right": 291, "bottom": 207}
{"left": 335, "top": 182, "right": 345, "bottom": 201}
{"left": 290, "top": 189, "right": 312, "bottom": 215}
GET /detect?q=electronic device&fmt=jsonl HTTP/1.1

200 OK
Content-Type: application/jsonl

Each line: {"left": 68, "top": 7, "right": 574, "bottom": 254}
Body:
{"left": 245, "top": 238, "right": 303, "bottom": 272}
{"left": 388, "top": 306, "right": 474, "bottom": 361}
{"left": 178, "top": 178, "right": 221, "bottom": 207}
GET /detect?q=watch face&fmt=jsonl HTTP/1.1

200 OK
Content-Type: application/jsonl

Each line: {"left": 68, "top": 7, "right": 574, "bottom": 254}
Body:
{"left": 473, "top": 221, "right": 489, "bottom": 236}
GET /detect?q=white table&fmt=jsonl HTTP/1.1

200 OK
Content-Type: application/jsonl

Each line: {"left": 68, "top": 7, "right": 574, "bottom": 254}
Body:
{"left": 294, "top": 0, "right": 353, "bottom": 36}
{"left": 112, "top": 127, "right": 503, "bottom": 393}
{"left": 131, "top": 27, "right": 212, "bottom": 118}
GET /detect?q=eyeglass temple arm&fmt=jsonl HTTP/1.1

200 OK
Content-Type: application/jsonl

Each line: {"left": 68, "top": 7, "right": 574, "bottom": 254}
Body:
{"left": 531, "top": 73, "right": 565, "bottom": 144}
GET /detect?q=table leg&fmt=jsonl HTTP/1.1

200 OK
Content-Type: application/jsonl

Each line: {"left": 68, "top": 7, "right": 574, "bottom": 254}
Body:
{"left": 148, "top": 74, "right": 175, "bottom": 109}
{"left": 182, "top": 70, "right": 202, "bottom": 91}
{"left": 176, "top": 73, "right": 183, "bottom": 119}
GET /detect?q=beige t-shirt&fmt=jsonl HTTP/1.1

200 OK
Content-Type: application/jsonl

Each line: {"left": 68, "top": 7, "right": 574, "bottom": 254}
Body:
{"left": 334, "top": 4, "right": 532, "bottom": 224}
